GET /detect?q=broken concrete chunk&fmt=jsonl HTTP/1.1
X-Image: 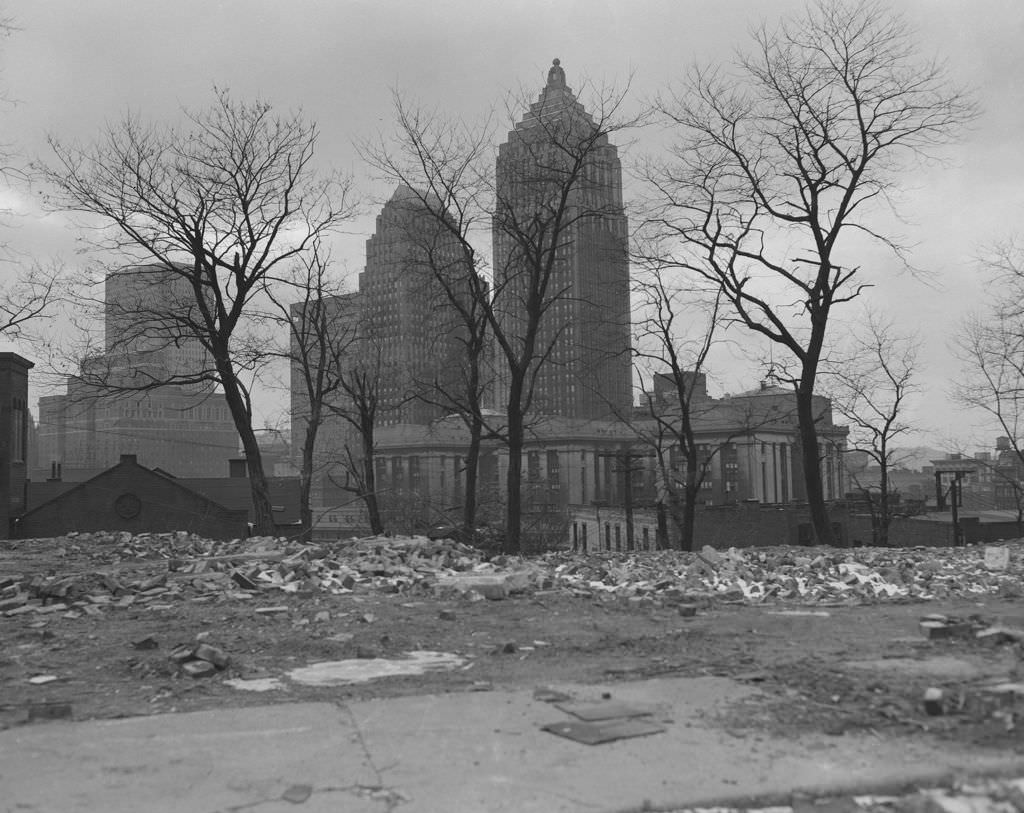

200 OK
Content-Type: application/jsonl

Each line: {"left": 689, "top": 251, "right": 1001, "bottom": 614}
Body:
{"left": 984, "top": 545, "right": 1010, "bottom": 571}
{"left": 231, "top": 570, "right": 260, "bottom": 591}
{"left": 27, "top": 675, "right": 59, "bottom": 685}
{"left": 923, "top": 687, "right": 944, "bottom": 716}
{"left": 168, "top": 644, "right": 195, "bottom": 663}
{"left": 677, "top": 604, "right": 697, "bottom": 618}
{"left": 193, "top": 643, "right": 229, "bottom": 669}
{"left": 181, "top": 660, "right": 217, "bottom": 678}
{"left": 130, "top": 635, "right": 159, "bottom": 650}
{"left": 920, "top": 619, "right": 972, "bottom": 639}
{"left": 254, "top": 606, "right": 290, "bottom": 614}
{"left": 436, "top": 574, "right": 509, "bottom": 600}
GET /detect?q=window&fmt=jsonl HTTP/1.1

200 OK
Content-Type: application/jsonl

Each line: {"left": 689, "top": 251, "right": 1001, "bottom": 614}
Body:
{"left": 12, "top": 397, "right": 25, "bottom": 462}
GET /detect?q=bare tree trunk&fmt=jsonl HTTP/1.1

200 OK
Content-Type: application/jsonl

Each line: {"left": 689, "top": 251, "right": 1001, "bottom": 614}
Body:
{"left": 796, "top": 385, "right": 834, "bottom": 546}
{"left": 297, "top": 412, "right": 319, "bottom": 542}
{"left": 680, "top": 453, "right": 699, "bottom": 552}
{"left": 462, "top": 417, "right": 482, "bottom": 534}
{"left": 878, "top": 459, "right": 891, "bottom": 547}
{"left": 360, "top": 418, "right": 383, "bottom": 535}
{"left": 505, "top": 395, "right": 525, "bottom": 554}
{"left": 218, "top": 365, "right": 275, "bottom": 536}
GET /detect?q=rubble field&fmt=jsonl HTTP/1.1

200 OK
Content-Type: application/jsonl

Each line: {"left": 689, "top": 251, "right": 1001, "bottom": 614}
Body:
{"left": 3, "top": 530, "right": 1024, "bottom": 756}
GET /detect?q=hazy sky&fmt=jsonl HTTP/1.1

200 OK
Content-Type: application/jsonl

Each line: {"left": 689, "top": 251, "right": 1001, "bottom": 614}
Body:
{"left": 2, "top": 0, "right": 1023, "bottom": 452}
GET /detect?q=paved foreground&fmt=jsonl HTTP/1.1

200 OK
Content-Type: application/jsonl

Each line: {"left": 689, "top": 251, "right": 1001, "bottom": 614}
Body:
{"left": 3, "top": 675, "right": 1023, "bottom": 813}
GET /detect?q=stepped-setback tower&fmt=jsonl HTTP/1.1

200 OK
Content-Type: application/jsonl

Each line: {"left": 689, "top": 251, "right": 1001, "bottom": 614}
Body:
{"left": 493, "top": 59, "right": 632, "bottom": 420}
{"left": 359, "top": 185, "right": 471, "bottom": 425}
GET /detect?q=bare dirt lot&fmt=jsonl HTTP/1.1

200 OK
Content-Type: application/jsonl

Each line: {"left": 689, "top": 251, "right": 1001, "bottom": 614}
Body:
{"left": 3, "top": 532, "right": 1024, "bottom": 755}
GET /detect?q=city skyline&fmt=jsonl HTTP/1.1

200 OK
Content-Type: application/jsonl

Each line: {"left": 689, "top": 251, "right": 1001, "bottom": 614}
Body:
{"left": 1, "top": 2, "right": 1022, "bottom": 451}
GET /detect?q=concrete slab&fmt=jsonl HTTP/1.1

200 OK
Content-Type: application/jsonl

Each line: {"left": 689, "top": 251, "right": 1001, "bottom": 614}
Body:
{"left": 2, "top": 677, "right": 1024, "bottom": 813}
{"left": 0, "top": 702, "right": 380, "bottom": 813}
{"left": 348, "top": 677, "right": 1024, "bottom": 813}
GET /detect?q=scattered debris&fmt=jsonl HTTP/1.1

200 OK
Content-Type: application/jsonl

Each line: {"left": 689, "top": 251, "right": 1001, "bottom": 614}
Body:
{"left": 920, "top": 617, "right": 974, "bottom": 639}
{"left": 130, "top": 635, "right": 159, "bottom": 650}
{"left": 224, "top": 677, "right": 285, "bottom": 692}
{"left": 181, "top": 660, "right": 217, "bottom": 678}
{"left": 5, "top": 533, "right": 1024, "bottom": 615}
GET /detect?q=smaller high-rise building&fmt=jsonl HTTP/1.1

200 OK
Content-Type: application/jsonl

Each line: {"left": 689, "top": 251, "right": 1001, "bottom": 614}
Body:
{"left": 358, "top": 185, "right": 473, "bottom": 425}
{"left": 104, "top": 265, "right": 212, "bottom": 382}
{"left": 36, "top": 264, "right": 237, "bottom": 479}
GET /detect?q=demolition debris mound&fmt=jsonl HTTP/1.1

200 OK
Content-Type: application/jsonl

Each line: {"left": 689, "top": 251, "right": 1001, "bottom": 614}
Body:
{"left": 3, "top": 531, "right": 1022, "bottom": 615}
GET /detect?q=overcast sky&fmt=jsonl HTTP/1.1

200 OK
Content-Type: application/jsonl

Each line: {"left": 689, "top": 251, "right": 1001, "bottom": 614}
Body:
{"left": 2, "top": 0, "right": 1022, "bottom": 454}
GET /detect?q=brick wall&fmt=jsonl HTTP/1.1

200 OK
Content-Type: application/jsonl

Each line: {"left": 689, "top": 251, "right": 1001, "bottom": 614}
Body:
{"left": 17, "top": 457, "right": 248, "bottom": 540}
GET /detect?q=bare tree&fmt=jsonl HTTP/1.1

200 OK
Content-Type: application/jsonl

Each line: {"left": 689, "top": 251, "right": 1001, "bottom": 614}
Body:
{"left": 628, "top": 260, "right": 723, "bottom": 550}
{"left": 954, "top": 239, "right": 1024, "bottom": 530}
{"left": 490, "top": 69, "right": 637, "bottom": 553}
{"left": 825, "top": 311, "right": 920, "bottom": 545}
{"left": 0, "top": 261, "right": 68, "bottom": 341}
{"left": 646, "top": 0, "right": 976, "bottom": 544}
{"left": 326, "top": 324, "right": 386, "bottom": 536}
{"left": 0, "top": 19, "right": 70, "bottom": 347}
{"left": 266, "top": 245, "right": 356, "bottom": 540}
{"left": 360, "top": 96, "right": 496, "bottom": 539}
{"left": 367, "top": 68, "right": 638, "bottom": 554}
{"left": 40, "top": 90, "right": 353, "bottom": 535}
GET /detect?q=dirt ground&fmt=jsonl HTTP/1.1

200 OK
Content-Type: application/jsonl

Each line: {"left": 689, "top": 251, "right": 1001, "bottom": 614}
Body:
{"left": 3, "top": 534, "right": 1024, "bottom": 754}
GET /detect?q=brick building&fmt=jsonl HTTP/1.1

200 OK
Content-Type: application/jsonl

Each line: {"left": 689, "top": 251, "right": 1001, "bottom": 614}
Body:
{"left": 0, "top": 353, "right": 33, "bottom": 537}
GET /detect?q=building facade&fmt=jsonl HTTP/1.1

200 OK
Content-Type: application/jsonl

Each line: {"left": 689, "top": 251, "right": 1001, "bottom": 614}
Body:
{"left": 1, "top": 353, "right": 33, "bottom": 536}
{"left": 36, "top": 265, "right": 237, "bottom": 480}
{"left": 492, "top": 59, "right": 632, "bottom": 421}
{"left": 359, "top": 185, "right": 472, "bottom": 426}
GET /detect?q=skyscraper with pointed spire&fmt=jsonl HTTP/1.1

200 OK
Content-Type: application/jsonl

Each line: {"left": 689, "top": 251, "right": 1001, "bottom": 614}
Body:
{"left": 493, "top": 59, "right": 632, "bottom": 421}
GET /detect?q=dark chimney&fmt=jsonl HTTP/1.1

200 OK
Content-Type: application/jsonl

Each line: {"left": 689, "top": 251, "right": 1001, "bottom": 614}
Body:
{"left": 120, "top": 454, "right": 138, "bottom": 465}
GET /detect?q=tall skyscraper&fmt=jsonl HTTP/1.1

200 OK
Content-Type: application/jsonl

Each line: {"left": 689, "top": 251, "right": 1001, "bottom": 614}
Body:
{"left": 493, "top": 59, "right": 632, "bottom": 420}
{"left": 359, "top": 185, "right": 471, "bottom": 425}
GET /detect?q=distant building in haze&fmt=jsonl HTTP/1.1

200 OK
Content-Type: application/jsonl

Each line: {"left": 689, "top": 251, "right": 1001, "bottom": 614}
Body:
{"left": 35, "top": 264, "right": 237, "bottom": 480}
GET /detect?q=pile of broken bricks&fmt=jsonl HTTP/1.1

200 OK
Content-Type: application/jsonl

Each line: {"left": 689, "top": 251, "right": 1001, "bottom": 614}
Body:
{"left": 4, "top": 534, "right": 1024, "bottom": 620}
